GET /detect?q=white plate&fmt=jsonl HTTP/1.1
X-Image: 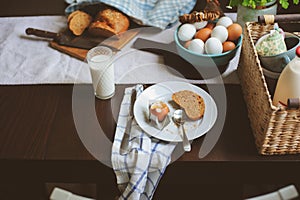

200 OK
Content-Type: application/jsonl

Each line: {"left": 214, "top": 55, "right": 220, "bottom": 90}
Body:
{"left": 133, "top": 81, "right": 217, "bottom": 142}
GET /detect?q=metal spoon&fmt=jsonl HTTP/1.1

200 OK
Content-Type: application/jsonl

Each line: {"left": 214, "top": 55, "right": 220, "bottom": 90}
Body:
{"left": 173, "top": 109, "right": 191, "bottom": 152}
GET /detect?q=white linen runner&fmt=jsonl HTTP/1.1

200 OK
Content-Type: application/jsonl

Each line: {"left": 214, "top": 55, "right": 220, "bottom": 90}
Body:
{"left": 0, "top": 15, "right": 240, "bottom": 85}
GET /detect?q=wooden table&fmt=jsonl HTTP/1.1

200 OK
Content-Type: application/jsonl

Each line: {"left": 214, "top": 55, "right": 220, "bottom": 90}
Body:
{"left": 1, "top": 0, "right": 300, "bottom": 199}
{"left": 1, "top": 84, "right": 300, "bottom": 199}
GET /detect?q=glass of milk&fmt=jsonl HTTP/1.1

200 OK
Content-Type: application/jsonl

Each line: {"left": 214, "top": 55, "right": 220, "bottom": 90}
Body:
{"left": 86, "top": 46, "right": 115, "bottom": 100}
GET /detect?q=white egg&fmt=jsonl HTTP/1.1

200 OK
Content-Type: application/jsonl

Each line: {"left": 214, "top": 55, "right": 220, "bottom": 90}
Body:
{"left": 216, "top": 16, "right": 233, "bottom": 28}
{"left": 211, "top": 26, "right": 228, "bottom": 43}
{"left": 205, "top": 37, "right": 223, "bottom": 54}
{"left": 188, "top": 39, "right": 205, "bottom": 54}
{"left": 177, "top": 24, "right": 196, "bottom": 42}
{"left": 193, "top": 21, "right": 208, "bottom": 30}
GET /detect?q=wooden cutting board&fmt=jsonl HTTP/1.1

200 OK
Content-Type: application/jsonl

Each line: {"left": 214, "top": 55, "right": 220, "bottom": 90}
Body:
{"left": 50, "top": 29, "right": 139, "bottom": 61}
{"left": 50, "top": 41, "right": 88, "bottom": 61}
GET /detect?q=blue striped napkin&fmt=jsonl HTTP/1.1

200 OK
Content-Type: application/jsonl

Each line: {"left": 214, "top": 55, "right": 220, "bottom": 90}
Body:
{"left": 111, "top": 85, "right": 177, "bottom": 200}
{"left": 65, "top": 0, "right": 196, "bottom": 29}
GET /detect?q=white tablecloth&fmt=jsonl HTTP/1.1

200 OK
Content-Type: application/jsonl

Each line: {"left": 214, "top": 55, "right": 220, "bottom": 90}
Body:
{"left": 0, "top": 14, "right": 240, "bottom": 85}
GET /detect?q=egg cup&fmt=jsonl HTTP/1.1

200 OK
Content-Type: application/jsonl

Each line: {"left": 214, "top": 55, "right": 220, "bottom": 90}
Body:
{"left": 148, "top": 100, "right": 170, "bottom": 130}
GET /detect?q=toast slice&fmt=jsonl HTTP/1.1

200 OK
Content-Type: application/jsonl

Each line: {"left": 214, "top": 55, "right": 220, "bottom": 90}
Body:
{"left": 172, "top": 90, "right": 205, "bottom": 120}
{"left": 68, "top": 10, "right": 92, "bottom": 36}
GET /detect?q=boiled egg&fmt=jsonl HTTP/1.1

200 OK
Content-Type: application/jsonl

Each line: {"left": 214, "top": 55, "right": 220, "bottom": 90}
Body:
{"left": 205, "top": 37, "right": 223, "bottom": 54}
{"left": 194, "top": 28, "right": 211, "bottom": 42}
{"left": 205, "top": 23, "right": 215, "bottom": 30}
{"left": 227, "top": 23, "right": 242, "bottom": 41}
{"left": 193, "top": 21, "right": 208, "bottom": 30}
{"left": 211, "top": 25, "right": 228, "bottom": 43}
{"left": 188, "top": 39, "right": 205, "bottom": 54}
{"left": 223, "top": 41, "right": 236, "bottom": 52}
{"left": 150, "top": 101, "right": 169, "bottom": 122}
{"left": 216, "top": 16, "right": 233, "bottom": 28}
{"left": 178, "top": 24, "right": 196, "bottom": 42}
{"left": 184, "top": 40, "right": 192, "bottom": 49}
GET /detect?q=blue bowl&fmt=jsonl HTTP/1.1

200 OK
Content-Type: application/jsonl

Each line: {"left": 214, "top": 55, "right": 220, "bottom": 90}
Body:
{"left": 174, "top": 26, "right": 243, "bottom": 78}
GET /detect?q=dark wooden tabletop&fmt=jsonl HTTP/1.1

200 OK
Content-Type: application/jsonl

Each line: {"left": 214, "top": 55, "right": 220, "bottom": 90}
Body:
{"left": 2, "top": 83, "right": 300, "bottom": 162}
{"left": 1, "top": 84, "right": 300, "bottom": 200}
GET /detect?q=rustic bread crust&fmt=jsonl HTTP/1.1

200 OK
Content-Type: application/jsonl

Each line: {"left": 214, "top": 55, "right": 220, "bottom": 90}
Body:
{"left": 88, "top": 8, "right": 129, "bottom": 37}
{"left": 68, "top": 10, "right": 92, "bottom": 36}
{"left": 88, "top": 21, "right": 117, "bottom": 37}
{"left": 172, "top": 90, "right": 205, "bottom": 120}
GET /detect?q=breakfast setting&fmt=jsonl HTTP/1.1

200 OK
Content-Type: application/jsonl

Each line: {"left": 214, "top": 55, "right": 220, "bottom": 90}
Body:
{"left": 1, "top": 0, "right": 300, "bottom": 199}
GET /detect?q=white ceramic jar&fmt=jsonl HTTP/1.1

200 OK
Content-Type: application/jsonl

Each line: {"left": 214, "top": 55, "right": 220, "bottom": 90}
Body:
{"left": 273, "top": 46, "right": 300, "bottom": 106}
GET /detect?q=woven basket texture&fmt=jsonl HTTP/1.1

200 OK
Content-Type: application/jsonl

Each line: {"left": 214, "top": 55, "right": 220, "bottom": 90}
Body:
{"left": 237, "top": 22, "right": 300, "bottom": 155}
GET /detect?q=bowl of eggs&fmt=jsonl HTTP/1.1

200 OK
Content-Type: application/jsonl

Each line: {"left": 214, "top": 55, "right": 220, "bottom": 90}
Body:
{"left": 174, "top": 16, "right": 243, "bottom": 78}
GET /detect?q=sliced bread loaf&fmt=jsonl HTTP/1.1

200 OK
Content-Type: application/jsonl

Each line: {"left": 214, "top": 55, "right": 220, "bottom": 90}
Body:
{"left": 172, "top": 90, "right": 205, "bottom": 120}
{"left": 88, "top": 8, "right": 130, "bottom": 37}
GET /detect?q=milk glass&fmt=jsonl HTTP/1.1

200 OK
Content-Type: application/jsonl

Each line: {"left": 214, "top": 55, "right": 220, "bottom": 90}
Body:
{"left": 87, "top": 46, "right": 115, "bottom": 100}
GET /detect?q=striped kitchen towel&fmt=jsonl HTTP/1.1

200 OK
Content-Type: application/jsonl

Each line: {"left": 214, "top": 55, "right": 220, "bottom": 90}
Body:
{"left": 65, "top": 0, "right": 196, "bottom": 29}
{"left": 111, "top": 85, "right": 177, "bottom": 200}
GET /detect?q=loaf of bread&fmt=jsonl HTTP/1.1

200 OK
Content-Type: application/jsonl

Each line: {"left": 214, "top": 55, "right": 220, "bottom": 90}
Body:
{"left": 172, "top": 90, "right": 205, "bottom": 120}
{"left": 88, "top": 8, "right": 130, "bottom": 37}
{"left": 68, "top": 10, "right": 92, "bottom": 36}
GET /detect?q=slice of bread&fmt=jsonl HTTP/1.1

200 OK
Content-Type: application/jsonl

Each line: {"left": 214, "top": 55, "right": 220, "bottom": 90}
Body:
{"left": 172, "top": 90, "right": 205, "bottom": 120}
{"left": 68, "top": 10, "right": 92, "bottom": 36}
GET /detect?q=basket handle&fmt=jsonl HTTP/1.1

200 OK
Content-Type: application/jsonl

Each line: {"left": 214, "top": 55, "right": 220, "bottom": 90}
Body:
{"left": 258, "top": 14, "right": 300, "bottom": 24}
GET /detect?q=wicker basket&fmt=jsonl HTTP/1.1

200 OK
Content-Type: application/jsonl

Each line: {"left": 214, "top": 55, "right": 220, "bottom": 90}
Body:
{"left": 237, "top": 21, "right": 300, "bottom": 155}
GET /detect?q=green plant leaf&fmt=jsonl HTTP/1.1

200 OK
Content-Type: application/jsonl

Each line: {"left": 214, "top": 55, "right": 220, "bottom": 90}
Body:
{"left": 279, "top": 0, "right": 289, "bottom": 8}
{"left": 228, "top": 0, "right": 298, "bottom": 8}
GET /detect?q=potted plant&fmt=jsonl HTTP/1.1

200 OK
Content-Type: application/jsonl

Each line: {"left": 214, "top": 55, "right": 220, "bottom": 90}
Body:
{"left": 227, "top": 0, "right": 299, "bottom": 27}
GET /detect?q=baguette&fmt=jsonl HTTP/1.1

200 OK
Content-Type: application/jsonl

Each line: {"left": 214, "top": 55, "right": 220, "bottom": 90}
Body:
{"left": 68, "top": 10, "right": 92, "bottom": 36}
{"left": 172, "top": 90, "right": 205, "bottom": 120}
